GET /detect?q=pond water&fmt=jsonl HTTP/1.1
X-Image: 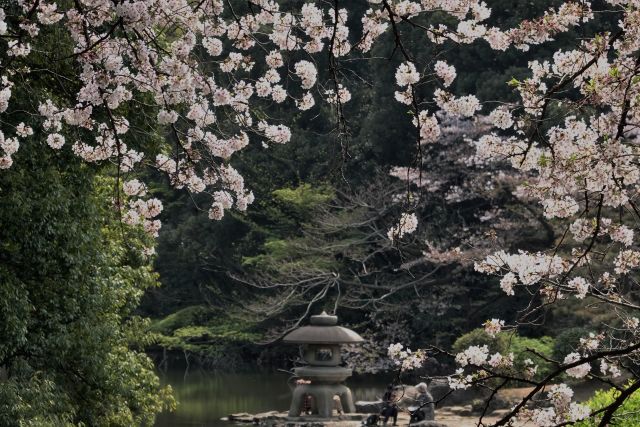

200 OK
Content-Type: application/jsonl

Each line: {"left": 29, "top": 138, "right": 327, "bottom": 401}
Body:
{"left": 154, "top": 369, "right": 394, "bottom": 427}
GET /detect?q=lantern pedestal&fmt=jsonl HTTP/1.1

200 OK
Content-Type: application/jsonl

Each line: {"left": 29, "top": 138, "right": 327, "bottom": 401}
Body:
{"left": 288, "top": 383, "right": 356, "bottom": 418}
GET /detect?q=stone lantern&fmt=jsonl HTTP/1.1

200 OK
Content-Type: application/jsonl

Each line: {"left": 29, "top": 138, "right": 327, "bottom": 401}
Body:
{"left": 283, "top": 311, "right": 364, "bottom": 418}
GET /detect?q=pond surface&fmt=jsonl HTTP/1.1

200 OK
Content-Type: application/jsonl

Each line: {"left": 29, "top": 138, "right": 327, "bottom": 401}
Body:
{"left": 154, "top": 369, "right": 393, "bottom": 427}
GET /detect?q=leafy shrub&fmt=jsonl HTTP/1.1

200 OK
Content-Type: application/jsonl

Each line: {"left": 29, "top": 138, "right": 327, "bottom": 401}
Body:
{"left": 149, "top": 305, "right": 212, "bottom": 335}
{"left": 509, "top": 335, "right": 555, "bottom": 378}
{"left": 452, "top": 328, "right": 509, "bottom": 356}
{"left": 576, "top": 382, "right": 640, "bottom": 426}
{"left": 452, "top": 329, "right": 555, "bottom": 378}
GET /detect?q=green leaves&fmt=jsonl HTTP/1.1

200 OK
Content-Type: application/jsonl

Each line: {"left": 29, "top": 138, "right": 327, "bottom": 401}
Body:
{"left": 0, "top": 143, "right": 173, "bottom": 425}
{"left": 272, "top": 183, "right": 334, "bottom": 210}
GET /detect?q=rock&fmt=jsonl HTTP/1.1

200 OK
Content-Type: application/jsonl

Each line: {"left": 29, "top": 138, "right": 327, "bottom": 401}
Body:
{"left": 470, "top": 396, "right": 510, "bottom": 415}
{"left": 355, "top": 401, "right": 383, "bottom": 414}
{"left": 427, "top": 378, "right": 490, "bottom": 407}
{"left": 255, "top": 411, "right": 282, "bottom": 419}
{"left": 444, "top": 405, "right": 473, "bottom": 416}
{"left": 408, "top": 422, "right": 447, "bottom": 427}
{"left": 229, "top": 412, "right": 257, "bottom": 422}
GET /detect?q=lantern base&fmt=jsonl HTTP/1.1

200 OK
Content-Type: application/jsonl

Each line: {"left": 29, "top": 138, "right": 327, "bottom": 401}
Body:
{"left": 288, "top": 383, "right": 356, "bottom": 418}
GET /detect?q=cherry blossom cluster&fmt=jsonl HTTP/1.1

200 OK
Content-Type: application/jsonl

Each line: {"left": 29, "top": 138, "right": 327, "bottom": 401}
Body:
{"left": 387, "top": 212, "right": 418, "bottom": 241}
{"left": 0, "top": 0, "right": 600, "bottom": 243}
{"left": 468, "top": 2, "right": 640, "bottom": 312}
{"left": 466, "top": 18, "right": 640, "bottom": 414}
{"left": 387, "top": 342, "right": 426, "bottom": 371}
{"left": 446, "top": 337, "right": 621, "bottom": 424}
{"left": 517, "top": 384, "right": 591, "bottom": 426}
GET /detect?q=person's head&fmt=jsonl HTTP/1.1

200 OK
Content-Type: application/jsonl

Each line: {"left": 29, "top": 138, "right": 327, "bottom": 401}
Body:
{"left": 415, "top": 382, "right": 427, "bottom": 393}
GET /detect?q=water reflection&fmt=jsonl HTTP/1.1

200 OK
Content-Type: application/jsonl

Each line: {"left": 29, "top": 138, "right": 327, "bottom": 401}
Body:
{"left": 155, "top": 369, "right": 393, "bottom": 427}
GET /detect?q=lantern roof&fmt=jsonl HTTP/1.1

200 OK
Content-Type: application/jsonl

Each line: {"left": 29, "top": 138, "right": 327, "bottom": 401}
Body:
{"left": 282, "top": 311, "right": 364, "bottom": 344}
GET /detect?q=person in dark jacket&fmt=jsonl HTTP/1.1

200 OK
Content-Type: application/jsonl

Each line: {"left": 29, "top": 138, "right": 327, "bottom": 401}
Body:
{"left": 380, "top": 384, "right": 398, "bottom": 426}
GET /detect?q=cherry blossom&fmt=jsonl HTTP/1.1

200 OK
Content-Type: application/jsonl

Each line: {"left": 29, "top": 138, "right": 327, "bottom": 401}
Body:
{"left": 387, "top": 212, "right": 418, "bottom": 241}
{"left": 483, "top": 318, "right": 505, "bottom": 337}
{"left": 434, "top": 61, "right": 457, "bottom": 87}
{"left": 563, "top": 352, "right": 591, "bottom": 378}
{"left": 395, "top": 62, "right": 420, "bottom": 87}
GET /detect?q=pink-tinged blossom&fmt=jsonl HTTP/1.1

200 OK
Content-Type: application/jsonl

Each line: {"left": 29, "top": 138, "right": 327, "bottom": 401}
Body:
{"left": 157, "top": 110, "right": 179, "bottom": 125}
{"left": 0, "top": 132, "right": 19, "bottom": 156}
{"left": 255, "top": 78, "right": 272, "bottom": 98}
{"left": 600, "top": 360, "right": 621, "bottom": 378}
{"left": 15, "top": 123, "right": 33, "bottom": 138}
{"left": 265, "top": 50, "right": 284, "bottom": 68}
{"left": 387, "top": 212, "right": 418, "bottom": 241}
{"left": 208, "top": 202, "right": 224, "bottom": 220}
{"left": 455, "top": 345, "right": 489, "bottom": 367}
{"left": 387, "top": 343, "right": 426, "bottom": 370}
{"left": 570, "top": 218, "right": 595, "bottom": 243}
{"left": 434, "top": 89, "right": 480, "bottom": 117}
{"left": 448, "top": 368, "right": 473, "bottom": 390}
{"left": 0, "top": 85, "right": 12, "bottom": 113}
{"left": 567, "top": 277, "right": 589, "bottom": 299}
{"left": 476, "top": 251, "right": 567, "bottom": 287}
{"left": 264, "top": 69, "right": 281, "bottom": 83}
{"left": 325, "top": 84, "right": 351, "bottom": 104}
{"left": 434, "top": 60, "right": 456, "bottom": 87}
{"left": 271, "top": 85, "right": 287, "bottom": 103}
{"left": 563, "top": 352, "right": 590, "bottom": 378}
{"left": 395, "top": 62, "right": 420, "bottom": 86}
{"left": 394, "top": 88, "right": 413, "bottom": 105}
{"left": 614, "top": 250, "right": 640, "bottom": 275}
{"left": 541, "top": 196, "right": 579, "bottom": 219}
{"left": 37, "top": 2, "right": 63, "bottom": 25}
{"left": 483, "top": 318, "right": 504, "bottom": 337}
{"left": 484, "top": 28, "right": 510, "bottom": 50}
{"left": 294, "top": 60, "right": 317, "bottom": 89}
{"left": 123, "top": 179, "right": 147, "bottom": 197}
{"left": 130, "top": 198, "right": 163, "bottom": 218}
{"left": 488, "top": 107, "right": 514, "bottom": 129}
{"left": 414, "top": 111, "right": 440, "bottom": 143}
{"left": 143, "top": 219, "right": 162, "bottom": 237}
{"left": 568, "top": 403, "right": 590, "bottom": 422}
{"left": 46, "top": 133, "right": 65, "bottom": 149}
{"left": 487, "top": 352, "right": 513, "bottom": 368}
{"left": 295, "top": 92, "right": 315, "bottom": 111}
{"left": 202, "top": 37, "right": 223, "bottom": 56}
{"left": 549, "top": 383, "right": 573, "bottom": 411}
{"left": 499, "top": 272, "right": 517, "bottom": 295}
{"left": 610, "top": 225, "right": 634, "bottom": 247}
{"left": 579, "top": 333, "right": 602, "bottom": 352}
{"left": 507, "top": 2, "right": 593, "bottom": 50}
{"left": 530, "top": 407, "right": 556, "bottom": 427}
{"left": 8, "top": 41, "right": 31, "bottom": 57}
{"left": 259, "top": 121, "right": 291, "bottom": 144}
{"left": 0, "top": 8, "right": 6, "bottom": 35}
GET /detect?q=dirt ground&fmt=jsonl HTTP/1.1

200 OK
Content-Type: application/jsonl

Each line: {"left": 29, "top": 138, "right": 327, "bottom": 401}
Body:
{"left": 227, "top": 385, "right": 606, "bottom": 427}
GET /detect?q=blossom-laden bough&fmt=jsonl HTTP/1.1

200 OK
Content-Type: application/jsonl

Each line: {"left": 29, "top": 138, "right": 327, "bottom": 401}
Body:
{"left": 2, "top": 0, "right": 640, "bottom": 425}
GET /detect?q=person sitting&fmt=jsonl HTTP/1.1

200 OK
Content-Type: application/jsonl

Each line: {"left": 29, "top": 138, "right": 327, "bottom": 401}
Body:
{"left": 380, "top": 384, "right": 398, "bottom": 426}
{"left": 409, "top": 382, "right": 434, "bottom": 423}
